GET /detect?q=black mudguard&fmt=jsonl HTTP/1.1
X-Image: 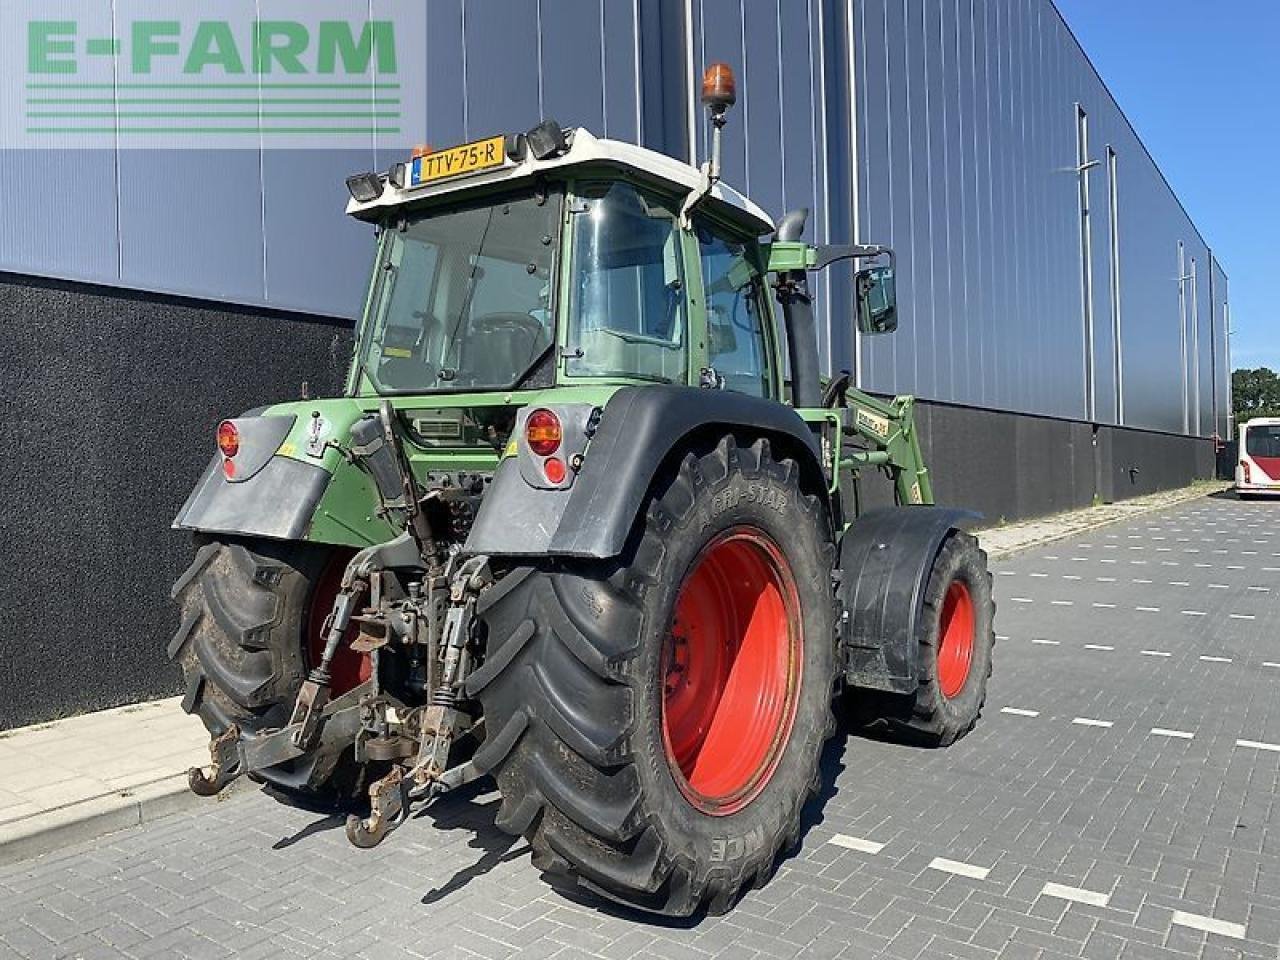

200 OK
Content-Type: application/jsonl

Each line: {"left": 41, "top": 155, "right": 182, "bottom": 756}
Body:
{"left": 838, "top": 506, "right": 981, "bottom": 694}
{"left": 465, "top": 385, "right": 827, "bottom": 559}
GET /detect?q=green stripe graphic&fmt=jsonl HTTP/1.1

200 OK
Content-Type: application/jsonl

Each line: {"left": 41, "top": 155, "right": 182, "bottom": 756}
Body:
{"left": 27, "top": 82, "right": 402, "bottom": 90}
{"left": 28, "top": 112, "right": 401, "bottom": 119}
{"left": 26, "top": 127, "right": 401, "bottom": 134}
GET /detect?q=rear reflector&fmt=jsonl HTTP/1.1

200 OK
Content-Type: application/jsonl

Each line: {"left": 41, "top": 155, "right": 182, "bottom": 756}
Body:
{"left": 1241, "top": 460, "right": 1252, "bottom": 484}
{"left": 543, "top": 456, "right": 567, "bottom": 484}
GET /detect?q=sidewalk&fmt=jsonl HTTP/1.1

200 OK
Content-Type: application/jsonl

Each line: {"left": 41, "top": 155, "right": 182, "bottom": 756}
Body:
{"left": 0, "top": 698, "right": 214, "bottom": 866}
{"left": 0, "top": 479, "right": 1231, "bottom": 865}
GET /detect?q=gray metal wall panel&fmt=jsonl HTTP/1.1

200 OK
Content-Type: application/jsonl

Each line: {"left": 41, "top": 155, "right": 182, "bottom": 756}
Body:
{"left": 540, "top": 0, "right": 608, "bottom": 135}
{"left": 1210, "top": 257, "right": 1230, "bottom": 437}
{"left": 601, "top": 1, "right": 641, "bottom": 143}
{"left": 117, "top": 149, "right": 266, "bottom": 305}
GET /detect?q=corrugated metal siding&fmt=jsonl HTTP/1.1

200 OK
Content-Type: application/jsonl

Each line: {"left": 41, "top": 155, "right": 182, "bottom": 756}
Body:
{"left": 0, "top": 0, "right": 1226, "bottom": 437}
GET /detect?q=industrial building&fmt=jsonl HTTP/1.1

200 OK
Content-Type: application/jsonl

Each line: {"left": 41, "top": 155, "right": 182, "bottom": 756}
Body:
{"left": 1, "top": 0, "right": 1229, "bottom": 726}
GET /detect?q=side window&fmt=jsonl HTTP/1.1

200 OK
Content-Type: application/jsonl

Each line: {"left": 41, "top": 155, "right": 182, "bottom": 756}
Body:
{"left": 567, "top": 181, "right": 686, "bottom": 383}
{"left": 696, "top": 219, "right": 773, "bottom": 398}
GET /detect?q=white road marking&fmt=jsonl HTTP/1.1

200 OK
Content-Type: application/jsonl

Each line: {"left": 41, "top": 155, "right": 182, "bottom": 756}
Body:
{"left": 1151, "top": 728, "right": 1194, "bottom": 739}
{"left": 1050, "top": 600, "right": 1074, "bottom": 606}
{"left": 996, "top": 634, "right": 1010, "bottom": 641}
{"left": 1237, "top": 739, "right": 1280, "bottom": 753}
{"left": 1011, "top": 597, "right": 1034, "bottom": 604}
{"left": 1160, "top": 561, "right": 1180, "bottom": 566}
{"left": 1099, "top": 559, "right": 1117, "bottom": 564}
{"left": 1084, "top": 644, "right": 1114, "bottom": 651}
{"left": 1031, "top": 638, "right": 1061, "bottom": 646}
{"left": 1263, "top": 662, "right": 1280, "bottom": 669}
{"left": 1181, "top": 610, "right": 1207, "bottom": 616}
{"left": 1199, "top": 656, "right": 1233, "bottom": 663}
{"left": 1039, "top": 882, "right": 1111, "bottom": 907}
{"left": 1001, "top": 707, "right": 1040, "bottom": 717}
{"left": 1169, "top": 581, "right": 1190, "bottom": 586}
{"left": 1132, "top": 578, "right": 1152, "bottom": 584}
{"left": 1229, "top": 613, "right": 1256, "bottom": 620}
{"left": 997, "top": 570, "right": 1017, "bottom": 576}
{"left": 928, "top": 857, "right": 990, "bottom": 880}
{"left": 1073, "top": 717, "right": 1114, "bottom": 728}
{"left": 1264, "top": 567, "right": 1280, "bottom": 572}
{"left": 1096, "top": 577, "right": 1116, "bottom": 582}
{"left": 1170, "top": 911, "right": 1246, "bottom": 940}
{"left": 1043, "top": 554, "right": 1059, "bottom": 560}
{"left": 1092, "top": 602, "right": 1116, "bottom": 609}
{"left": 1130, "top": 560, "right": 1148, "bottom": 565}
{"left": 1030, "top": 572, "right": 1048, "bottom": 578}
{"left": 1140, "top": 649, "right": 1172, "bottom": 658}
{"left": 1071, "top": 556, "right": 1089, "bottom": 561}
{"left": 1136, "top": 606, "right": 1160, "bottom": 613}
{"left": 1063, "top": 574, "right": 1082, "bottom": 581}
{"left": 829, "top": 834, "right": 885, "bottom": 854}
{"left": 1208, "top": 583, "right": 1229, "bottom": 589}
{"left": 1248, "top": 586, "right": 1271, "bottom": 592}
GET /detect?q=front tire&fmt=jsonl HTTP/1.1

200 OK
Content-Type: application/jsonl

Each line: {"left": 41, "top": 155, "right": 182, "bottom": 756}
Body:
{"left": 885, "top": 531, "right": 995, "bottom": 746}
{"left": 470, "top": 437, "right": 838, "bottom": 916}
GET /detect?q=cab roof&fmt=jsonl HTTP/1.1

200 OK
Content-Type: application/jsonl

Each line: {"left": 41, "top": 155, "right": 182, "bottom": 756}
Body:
{"left": 345, "top": 127, "right": 775, "bottom": 236}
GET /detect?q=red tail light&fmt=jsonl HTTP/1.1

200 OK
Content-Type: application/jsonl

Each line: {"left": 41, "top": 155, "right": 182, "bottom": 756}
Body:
{"left": 217, "top": 420, "right": 240, "bottom": 458}
{"left": 526, "top": 409, "right": 562, "bottom": 456}
{"left": 1241, "top": 460, "right": 1252, "bottom": 484}
{"left": 543, "top": 456, "right": 567, "bottom": 484}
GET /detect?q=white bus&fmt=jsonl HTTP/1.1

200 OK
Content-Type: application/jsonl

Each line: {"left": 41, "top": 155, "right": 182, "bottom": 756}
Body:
{"left": 1237, "top": 417, "right": 1280, "bottom": 499}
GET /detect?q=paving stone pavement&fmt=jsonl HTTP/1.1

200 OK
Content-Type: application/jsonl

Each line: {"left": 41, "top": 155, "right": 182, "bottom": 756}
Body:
{"left": 1, "top": 493, "right": 1277, "bottom": 960}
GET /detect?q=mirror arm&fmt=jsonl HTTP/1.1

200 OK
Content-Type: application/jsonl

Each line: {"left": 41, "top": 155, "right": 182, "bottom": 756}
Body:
{"left": 812, "top": 243, "right": 893, "bottom": 271}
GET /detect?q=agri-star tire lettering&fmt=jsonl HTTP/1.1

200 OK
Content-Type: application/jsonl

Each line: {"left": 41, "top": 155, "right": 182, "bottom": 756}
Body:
{"left": 470, "top": 437, "right": 837, "bottom": 916}
{"left": 169, "top": 537, "right": 368, "bottom": 806}
{"left": 887, "top": 531, "right": 995, "bottom": 746}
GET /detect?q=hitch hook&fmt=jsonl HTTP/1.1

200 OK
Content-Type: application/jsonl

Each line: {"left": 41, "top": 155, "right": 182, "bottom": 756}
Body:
{"left": 188, "top": 724, "right": 242, "bottom": 797}
{"left": 344, "top": 766, "right": 410, "bottom": 848}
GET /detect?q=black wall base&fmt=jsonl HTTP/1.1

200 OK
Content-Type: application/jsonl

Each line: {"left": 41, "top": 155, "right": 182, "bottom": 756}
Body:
{"left": 0, "top": 273, "right": 1217, "bottom": 729}
{"left": 0, "top": 273, "right": 352, "bottom": 730}
{"left": 857, "top": 398, "right": 1216, "bottom": 522}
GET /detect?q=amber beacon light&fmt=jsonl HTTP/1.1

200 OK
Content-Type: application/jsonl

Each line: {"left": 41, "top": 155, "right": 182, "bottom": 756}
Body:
{"left": 700, "top": 62, "right": 737, "bottom": 113}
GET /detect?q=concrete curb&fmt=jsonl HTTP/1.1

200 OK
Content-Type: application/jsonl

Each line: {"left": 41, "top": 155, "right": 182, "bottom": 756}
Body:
{"left": 0, "top": 773, "right": 247, "bottom": 867}
{"left": 978, "top": 482, "right": 1232, "bottom": 561}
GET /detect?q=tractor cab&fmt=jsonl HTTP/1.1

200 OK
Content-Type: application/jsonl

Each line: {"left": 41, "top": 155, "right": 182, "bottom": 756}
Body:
{"left": 343, "top": 123, "right": 783, "bottom": 404}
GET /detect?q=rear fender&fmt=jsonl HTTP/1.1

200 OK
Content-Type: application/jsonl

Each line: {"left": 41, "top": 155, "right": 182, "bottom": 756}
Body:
{"left": 465, "top": 385, "right": 827, "bottom": 559}
{"left": 838, "top": 507, "right": 980, "bottom": 694}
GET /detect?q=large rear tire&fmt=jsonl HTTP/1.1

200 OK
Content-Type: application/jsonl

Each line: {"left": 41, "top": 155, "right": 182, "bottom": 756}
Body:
{"left": 169, "top": 536, "right": 370, "bottom": 806}
{"left": 470, "top": 436, "right": 838, "bottom": 916}
{"left": 884, "top": 531, "right": 995, "bottom": 746}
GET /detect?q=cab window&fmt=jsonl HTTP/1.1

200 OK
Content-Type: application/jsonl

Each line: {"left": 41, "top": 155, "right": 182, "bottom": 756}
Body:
{"left": 565, "top": 181, "right": 686, "bottom": 382}
{"left": 696, "top": 218, "right": 774, "bottom": 398}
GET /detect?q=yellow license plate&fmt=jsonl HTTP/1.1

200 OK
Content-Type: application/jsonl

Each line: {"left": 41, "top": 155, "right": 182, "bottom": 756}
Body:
{"left": 410, "top": 135, "right": 507, "bottom": 186}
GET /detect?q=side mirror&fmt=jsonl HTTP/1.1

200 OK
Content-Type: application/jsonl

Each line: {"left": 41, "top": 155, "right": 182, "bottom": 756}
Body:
{"left": 855, "top": 265, "right": 897, "bottom": 335}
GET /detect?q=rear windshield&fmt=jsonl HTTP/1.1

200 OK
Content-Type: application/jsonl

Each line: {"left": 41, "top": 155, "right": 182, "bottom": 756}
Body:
{"left": 1246, "top": 425, "right": 1280, "bottom": 458}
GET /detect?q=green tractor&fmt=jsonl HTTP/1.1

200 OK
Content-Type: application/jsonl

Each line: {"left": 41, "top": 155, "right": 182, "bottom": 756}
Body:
{"left": 171, "top": 64, "right": 995, "bottom": 916}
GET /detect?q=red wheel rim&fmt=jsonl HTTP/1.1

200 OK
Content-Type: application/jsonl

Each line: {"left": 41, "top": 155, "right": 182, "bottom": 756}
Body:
{"left": 306, "top": 551, "right": 371, "bottom": 697}
{"left": 661, "top": 527, "right": 803, "bottom": 817}
{"left": 937, "top": 580, "right": 975, "bottom": 699}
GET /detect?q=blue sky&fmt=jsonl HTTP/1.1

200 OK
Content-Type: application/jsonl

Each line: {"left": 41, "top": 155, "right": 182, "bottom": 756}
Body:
{"left": 1053, "top": 0, "right": 1279, "bottom": 372}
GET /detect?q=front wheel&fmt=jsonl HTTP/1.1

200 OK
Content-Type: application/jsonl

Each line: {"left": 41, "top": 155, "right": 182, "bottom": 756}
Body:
{"left": 471, "top": 436, "right": 838, "bottom": 916}
{"left": 885, "top": 530, "right": 995, "bottom": 746}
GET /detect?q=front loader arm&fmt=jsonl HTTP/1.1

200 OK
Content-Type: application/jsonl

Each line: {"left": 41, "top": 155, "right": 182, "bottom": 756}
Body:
{"left": 838, "top": 389, "right": 933, "bottom": 507}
